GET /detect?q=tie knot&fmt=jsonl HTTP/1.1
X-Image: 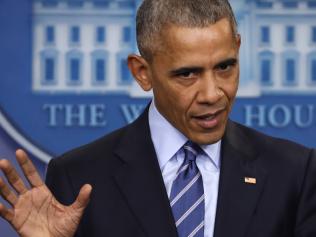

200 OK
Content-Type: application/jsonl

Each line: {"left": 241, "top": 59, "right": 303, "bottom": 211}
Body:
{"left": 183, "top": 141, "right": 201, "bottom": 161}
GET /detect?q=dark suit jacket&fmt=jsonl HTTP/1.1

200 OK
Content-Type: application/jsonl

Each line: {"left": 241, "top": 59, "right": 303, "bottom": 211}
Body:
{"left": 46, "top": 108, "right": 316, "bottom": 237}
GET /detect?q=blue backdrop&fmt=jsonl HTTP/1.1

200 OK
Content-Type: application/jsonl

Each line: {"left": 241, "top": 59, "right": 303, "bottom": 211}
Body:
{"left": 1, "top": 0, "right": 316, "bottom": 236}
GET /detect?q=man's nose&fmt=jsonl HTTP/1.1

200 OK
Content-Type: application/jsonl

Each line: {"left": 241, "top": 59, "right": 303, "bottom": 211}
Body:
{"left": 196, "top": 72, "right": 223, "bottom": 104}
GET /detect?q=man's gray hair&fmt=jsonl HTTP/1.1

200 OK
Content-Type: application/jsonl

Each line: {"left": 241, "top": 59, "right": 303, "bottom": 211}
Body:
{"left": 136, "top": 0, "right": 238, "bottom": 61}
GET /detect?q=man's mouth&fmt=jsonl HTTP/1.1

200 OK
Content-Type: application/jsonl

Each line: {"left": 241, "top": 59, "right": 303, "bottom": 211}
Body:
{"left": 192, "top": 109, "right": 225, "bottom": 129}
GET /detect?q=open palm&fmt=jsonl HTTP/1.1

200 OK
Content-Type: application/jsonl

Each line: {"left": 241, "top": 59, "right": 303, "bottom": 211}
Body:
{"left": 0, "top": 150, "right": 92, "bottom": 237}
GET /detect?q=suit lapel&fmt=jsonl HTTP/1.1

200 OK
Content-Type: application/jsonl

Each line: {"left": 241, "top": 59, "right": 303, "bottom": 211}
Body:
{"left": 214, "top": 121, "right": 267, "bottom": 237}
{"left": 113, "top": 108, "right": 178, "bottom": 237}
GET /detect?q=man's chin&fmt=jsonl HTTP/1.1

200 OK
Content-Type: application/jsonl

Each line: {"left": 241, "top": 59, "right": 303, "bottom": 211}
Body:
{"left": 188, "top": 130, "right": 224, "bottom": 145}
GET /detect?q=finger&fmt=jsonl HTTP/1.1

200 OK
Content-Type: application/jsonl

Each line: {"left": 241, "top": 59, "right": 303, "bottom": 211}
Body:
{"left": 0, "top": 159, "right": 28, "bottom": 194}
{"left": 0, "top": 203, "right": 14, "bottom": 223}
{"left": 0, "top": 177, "right": 18, "bottom": 206}
{"left": 15, "top": 149, "right": 44, "bottom": 188}
{"left": 71, "top": 184, "right": 92, "bottom": 211}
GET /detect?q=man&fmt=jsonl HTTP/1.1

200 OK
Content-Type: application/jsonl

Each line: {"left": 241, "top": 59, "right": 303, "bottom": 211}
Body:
{"left": 0, "top": 0, "right": 315, "bottom": 236}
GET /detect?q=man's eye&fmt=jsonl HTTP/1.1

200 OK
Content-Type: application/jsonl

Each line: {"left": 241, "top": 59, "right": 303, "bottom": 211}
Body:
{"left": 218, "top": 63, "right": 231, "bottom": 71}
{"left": 171, "top": 68, "right": 201, "bottom": 79}
{"left": 216, "top": 60, "right": 237, "bottom": 72}
{"left": 179, "top": 71, "right": 195, "bottom": 78}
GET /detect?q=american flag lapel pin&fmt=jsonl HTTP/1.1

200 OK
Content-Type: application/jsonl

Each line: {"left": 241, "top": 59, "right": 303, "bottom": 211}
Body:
{"left": 244, "top": 177, "right": 256, "bottom": 184}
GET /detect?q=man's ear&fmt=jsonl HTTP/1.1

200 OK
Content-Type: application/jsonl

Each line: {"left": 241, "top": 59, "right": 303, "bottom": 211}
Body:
{"left": 127, "top": 54, "right": 153, "bottom": 91}
{"left": 236, "top": 33, "right": 241, "bottom": 49}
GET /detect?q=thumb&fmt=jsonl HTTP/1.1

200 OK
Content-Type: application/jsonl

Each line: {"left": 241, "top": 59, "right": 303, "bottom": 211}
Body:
{"left": 71, "top": 184, "right": 92, "bottom": 211}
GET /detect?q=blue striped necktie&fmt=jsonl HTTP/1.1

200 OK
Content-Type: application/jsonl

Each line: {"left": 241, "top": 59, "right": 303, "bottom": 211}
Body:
{"left": 170, "top": 141, "right": 205, "bottom": 237}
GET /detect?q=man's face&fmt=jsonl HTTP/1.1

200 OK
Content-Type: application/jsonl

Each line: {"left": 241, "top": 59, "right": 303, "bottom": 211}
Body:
{"left": 145, "top": 18, "right": 240, "bottom": 144}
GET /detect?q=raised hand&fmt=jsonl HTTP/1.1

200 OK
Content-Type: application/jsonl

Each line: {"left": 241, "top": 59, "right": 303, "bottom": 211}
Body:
{"left": 0, "top": 149, "right": 92, "bottom": 237}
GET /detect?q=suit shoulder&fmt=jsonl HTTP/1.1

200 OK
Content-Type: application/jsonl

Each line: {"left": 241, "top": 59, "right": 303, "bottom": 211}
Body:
{"left": 50, "top": 124, "right": 128, "bottom": 167}
{"left": 230, "top": 121, "right": 313, "bottom": 164}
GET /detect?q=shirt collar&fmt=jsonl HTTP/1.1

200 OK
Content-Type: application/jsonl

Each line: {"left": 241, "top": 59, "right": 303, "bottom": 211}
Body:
{"left": 148, "top": 100, "right": 221, "bottom": 169}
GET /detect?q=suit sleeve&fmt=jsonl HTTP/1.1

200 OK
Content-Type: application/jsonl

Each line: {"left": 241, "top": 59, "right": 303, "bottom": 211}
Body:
{"left": 45, "top": 158, "right": 84, "bottom": 237}
{"left": 295, "top": 149, "right": 316, "bottom": 236}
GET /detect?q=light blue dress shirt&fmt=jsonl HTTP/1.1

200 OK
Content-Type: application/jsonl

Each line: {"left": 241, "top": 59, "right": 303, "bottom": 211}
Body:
{"left": 148, "top": 101, "right": 221, "bottom": 237}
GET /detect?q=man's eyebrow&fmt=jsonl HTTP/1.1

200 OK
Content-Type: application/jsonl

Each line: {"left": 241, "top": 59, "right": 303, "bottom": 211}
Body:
{"left": 168, "top": 67, "right": 203, "bottom": 76}
{"left": 168, "top": 58, "right": 238, "bottom": 76}
{"left": 214, "top": 58, "right": 238, "bottom": 68}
